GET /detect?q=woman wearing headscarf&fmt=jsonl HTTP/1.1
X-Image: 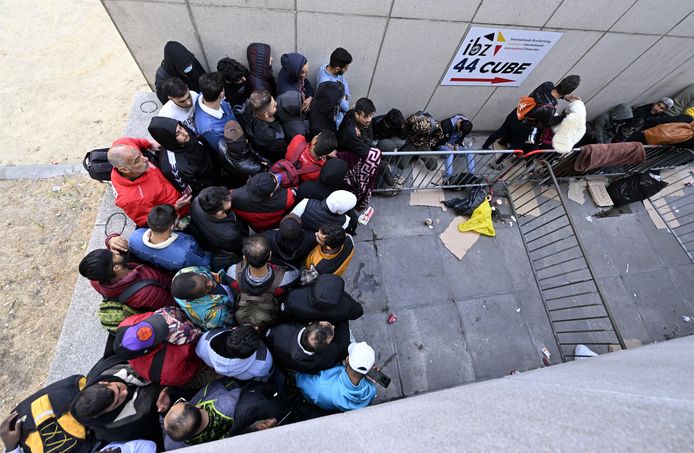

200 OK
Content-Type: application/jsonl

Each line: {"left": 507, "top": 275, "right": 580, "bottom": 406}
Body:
{"left": 277, "top": 52, "right": 314, "bottom": 113}
{"left": 155, "top": 41, "right": 207, "bottom": 104}
{"left": 308, "top": 81, "right": 344, "bottom": 138}
{"left": 148, "top": 116, "right": 221, "bottom": 196}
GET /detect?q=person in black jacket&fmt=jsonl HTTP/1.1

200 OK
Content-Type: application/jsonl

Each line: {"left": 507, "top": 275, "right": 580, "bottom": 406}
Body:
{"left": 281, "top": 274, "right": 363, "bottom": 323}
{"left": 290, "top": 190, "right": 356, "bottom": 232}
{"left": 155, "top": 41, "right": 207, "bottom": 105}
{"left": 242, "top": 90, "right": 287, "bottom": 162}
{"left": 295, "top": 158, "right": 350, "bottom": 201}
{"left": 217, "top": 57, "right": 251, "bottom": 108}
{"left": 70, "top": 357, "right": 170, "bottom": 447}
{"left": 263, "top": 215, "right": 317, "bottom": 267}
{"left": 247, "top": 43, "right": 276, "bottom": 95}
{"left": 189, "top": 186, "right": 249, "bottom": 267}
{"left": 309, "top": 81, "right": 345, "bottom": 138}
{"left": 372, "top": 108, "right": 406, "bottom": 152}
{"left": 147, "top": 116, "right": 222, "bottom": 196}
{"left": 264, "top": 320, "right": 350, "bottom": 374}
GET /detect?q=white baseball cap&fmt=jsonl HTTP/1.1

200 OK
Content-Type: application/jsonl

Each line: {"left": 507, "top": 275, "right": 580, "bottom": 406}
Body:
{"left": 347, "top": 342, "right": 375, "bottom": 374}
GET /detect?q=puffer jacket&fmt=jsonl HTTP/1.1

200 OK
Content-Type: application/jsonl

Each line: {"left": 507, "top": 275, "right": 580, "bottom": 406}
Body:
{"left": 247, "top": 43, "right": 276, "bottom": 95}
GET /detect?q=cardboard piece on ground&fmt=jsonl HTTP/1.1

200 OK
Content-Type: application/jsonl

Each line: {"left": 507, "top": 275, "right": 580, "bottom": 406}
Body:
{"left": 410, "top": 188, "right": 446, "bottom": 211}
{"left": 567, "top": 180, "right": 586, "bottom": 205}
{"left": 587, "top": 181, "right": 614, "bottom": 207}
{"left": 643, "top": 199, "right": 667, "bottom": 230}
{"left": 439, "top": 216, "right": 480, "bottom": 260}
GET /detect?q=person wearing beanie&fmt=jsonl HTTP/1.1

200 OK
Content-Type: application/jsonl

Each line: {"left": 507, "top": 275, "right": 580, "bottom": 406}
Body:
{"left": 295, "top": 341, "right": 377, "bottom": 412}
{"left": 230, "top": 172, "right": 297, "bottom": 232}
{"left": 626, "top": 97, "right": 676, "bottom": 134}
{"left": 582, "top": 103, "right": 634, "bottom": 144}
{"left": 281, "top": 274, "right": 363, "bottom": 322}
{"left": 263, "top": 214, "right": 317, "bottom": 267}
{"left": 290, "top": 189, "right": 357, "bottom": 232}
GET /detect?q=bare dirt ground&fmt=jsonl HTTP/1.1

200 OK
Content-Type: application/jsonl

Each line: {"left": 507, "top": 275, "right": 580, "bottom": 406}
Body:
{"left": 0, "top": 0, "right": 142, "bottom": 416}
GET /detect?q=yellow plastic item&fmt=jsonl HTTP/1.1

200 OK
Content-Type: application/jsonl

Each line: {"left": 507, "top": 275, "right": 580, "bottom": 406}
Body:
{"left": 685, "top": 107, "right": 694, "bottom": 118}
{"left": 458, "top": 200, "right": 496, "bottom": 237}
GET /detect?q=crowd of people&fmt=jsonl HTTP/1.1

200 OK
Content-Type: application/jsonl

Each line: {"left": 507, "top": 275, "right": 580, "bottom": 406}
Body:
{"left": 2, "top": 39, "right": 693, "bottom": 453}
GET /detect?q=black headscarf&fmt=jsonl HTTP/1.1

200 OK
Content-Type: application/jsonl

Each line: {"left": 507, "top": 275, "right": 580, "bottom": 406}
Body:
{"left": 161, "top": 41, "right": 206, "bottom": 91}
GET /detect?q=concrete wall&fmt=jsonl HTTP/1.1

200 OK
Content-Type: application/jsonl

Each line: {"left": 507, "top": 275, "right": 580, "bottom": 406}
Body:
{"left": 101, "top": 0, "right": 694, "bottom": 129}
{"left": 182, "top": 335, "right": 694, "bottom": 452}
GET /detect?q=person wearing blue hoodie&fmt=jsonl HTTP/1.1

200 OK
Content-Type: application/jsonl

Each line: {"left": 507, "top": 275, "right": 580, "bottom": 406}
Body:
{"left": 277, "top": 52, "right": 314, "bottom": 114}
{"left": 195, "top": 325, "right": 274, "bottom": 381}
{"left": 109, "top": 204, "right": 211, "bottom": 272}
{"left": 295, "top": 341, "right": 377, "bottom": 412}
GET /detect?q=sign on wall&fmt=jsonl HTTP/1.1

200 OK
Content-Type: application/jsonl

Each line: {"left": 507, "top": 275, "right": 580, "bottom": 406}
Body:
{"left": 441, "top": 27, "right": 562, "bottom": 87}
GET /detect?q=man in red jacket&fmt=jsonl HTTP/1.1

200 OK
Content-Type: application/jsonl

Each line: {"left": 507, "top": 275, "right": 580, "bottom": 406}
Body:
{"left": 286, "top": 130, "right": 338, "bottom": 184}
{"left": 108, "top": 137, "right": 192, "bottom": 227}
{"left": 79, "top": 248, "right": 174, "bottom": 310}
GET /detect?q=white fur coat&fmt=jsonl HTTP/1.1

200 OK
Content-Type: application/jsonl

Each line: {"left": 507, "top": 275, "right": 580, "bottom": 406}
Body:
{"left": 552, "top": 100, "right": 586, "bottom": 153}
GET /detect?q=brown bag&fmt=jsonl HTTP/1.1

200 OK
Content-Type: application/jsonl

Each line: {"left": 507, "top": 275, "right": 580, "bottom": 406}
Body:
{"left": 516, "top": 96, "right": 537, "bottom": 121}
{"left": 643, "top": 121, "right": 694, "bottom": 145}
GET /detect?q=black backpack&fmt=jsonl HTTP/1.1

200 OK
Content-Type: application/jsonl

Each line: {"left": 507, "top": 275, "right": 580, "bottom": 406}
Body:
{"left": 83, "top": 148, "right": 112, "bottom": 182}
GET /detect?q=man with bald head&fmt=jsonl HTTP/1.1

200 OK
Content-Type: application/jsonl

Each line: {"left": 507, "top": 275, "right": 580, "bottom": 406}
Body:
{"left": 108, "top": 137, "right": 192, "bottom": 227}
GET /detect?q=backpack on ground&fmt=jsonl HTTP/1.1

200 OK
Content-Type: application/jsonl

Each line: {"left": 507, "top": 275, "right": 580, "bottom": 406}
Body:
{"left": 233, "top": 263, "right": 285, "bottom": 328}
{"left": 97, "top": 279, "right": 163, "bottom": 333}
{"left": 83, "top": 148, "right": 112, "bottom": 182}
{"left": 14, "top": 374, "right": 95, "bottom": 453}
{"left": 269, "top": 139, "right": 321, "bottom": 188}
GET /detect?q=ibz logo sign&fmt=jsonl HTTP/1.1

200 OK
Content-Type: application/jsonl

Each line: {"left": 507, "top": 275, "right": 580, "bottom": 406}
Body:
{"left": 441, "top": 27, "right": 562, "bottom": 87}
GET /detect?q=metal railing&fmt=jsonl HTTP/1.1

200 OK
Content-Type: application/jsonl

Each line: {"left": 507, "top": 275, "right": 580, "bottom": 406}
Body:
{"left": 647, "top": 168, "right": 694, "bottom": 264}
{"left": 374, "top": 145, "right": 694, "bottom": 192}
{"left": 505, "top": 160, "right": 626, "bottom": 361}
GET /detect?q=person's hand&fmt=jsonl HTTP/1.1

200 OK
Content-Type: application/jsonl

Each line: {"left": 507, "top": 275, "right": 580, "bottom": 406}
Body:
{"left": 251, "top": 418, "right": 277, "bottom": 431}
{"left": 107, "top": 235, "right": 129, "bottom": 254}
{"left": 174, "top": 194, "right": 192, "bottom": 210}
{"left": 563, "top": 94, "right": 581, "bottom": 102}
{"left": 364, "top": 365, "right": 381, "bottom": 384}
{"left": 156, "top": 388, "right": 171, "bottom": 413}
{"left": 1, "top": 412, "right": 23, "bottom": 451}
{"left": 149, "top": 141, "right": 163, "bottom": 153}
{"left": 301, "top": 96, "right": 313, "bottom": 113}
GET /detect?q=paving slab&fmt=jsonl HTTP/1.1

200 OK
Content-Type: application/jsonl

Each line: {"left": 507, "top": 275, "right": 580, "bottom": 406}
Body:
{"left": 596, "top": 276, "right": 653, "bottom": 345}
{"left": 635, "top": 214, "right": 693, "bottom": 268}
{"left": 368, "top": 192, "right": 439, "bottom": 240}
{"left": 512, "top": 286, "right": 561, "bottom": 359}
{"left": 622, "top": 269, "right": 694, "bottom": 342}
{"left": 667, "top": 264, "right": 694, "bottom": 314}
{"left": 348, "top": 312, "right": 403, "bottom": 402}
{"left": 457, "top": 293, "right": 541, "bottom": 378}
{"left": 341, "top": 240, "right": 388, "bottom": 315}
{"left": 376, "top": 235, "right": 453, "bottom": 308}
{"left": 390, "top": 302, "right": 475, "bottom": 396}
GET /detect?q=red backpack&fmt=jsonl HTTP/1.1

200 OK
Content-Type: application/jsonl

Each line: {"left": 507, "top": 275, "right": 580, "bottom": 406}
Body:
{"left": 270, "top": 136, "right": 321, "bottom": 188}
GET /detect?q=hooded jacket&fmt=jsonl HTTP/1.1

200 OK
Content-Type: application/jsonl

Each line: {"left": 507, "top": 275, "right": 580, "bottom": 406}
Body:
{"left": 241, "top": 100, "right": 288, "bottom": 162}
{"left": 288, "top": 134, "right": 325, "bottom": 183}
{"left": 247, "top": 43, "right": 276, "bottom": 95}
{"left": 309, "top": 81, "right": 345, "bottom": 137}
{"left": 90, "top": 262, "right": 174, "bottom": 310}
{"left": 296, "top": 158, "right": 350, "bottom": 201}
{"left": 587, "top": 103, "right": 633, "bottom": 144}
{"left": 155, "top": 41, "right": 207, "bottom": 104}
{"left": 128, "top": 228, "right": 211, "bottom": 272}
{"left": 230, "top": 184, "right": 296, "bottom": 232}
{"left": 295, "top": 365, "right": 376, "bottom": 412}
{"left": 263, "top": 227, "right": 317, "bottom": 267}
{"left": 264, "top": 321, "right": 350, "bottom": 374}
{"left": 195, "top": 329, "right": 274, "bottom": 380}
{"left": 277, "top": 52, "right": 314, "bottom": 98}
{"left": 189, "top": 196, "right": 249, "bottom": 259}
{"left": 304, "top": 234, "right": 355, "bottom": 277}
{"left": 282, "top": 274, "right": 363, "bottom": 322}
{"left": 148, "top": 116, "right": 221, "bottom": 195}
{"left": 276, "top": 91, "right": 309, "bottom": 139}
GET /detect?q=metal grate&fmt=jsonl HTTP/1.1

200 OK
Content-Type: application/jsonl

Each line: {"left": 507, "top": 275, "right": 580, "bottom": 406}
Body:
{"left": 505, "top": 160, "right": 626, "bottom": 361}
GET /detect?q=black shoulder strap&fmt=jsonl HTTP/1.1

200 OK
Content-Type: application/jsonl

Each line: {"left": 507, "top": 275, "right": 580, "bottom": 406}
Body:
{"left": 118, "top": 279, "right": 164, "bottom": 304}
{"left": 149, "top": 345, "right": 168, "bottom": 383}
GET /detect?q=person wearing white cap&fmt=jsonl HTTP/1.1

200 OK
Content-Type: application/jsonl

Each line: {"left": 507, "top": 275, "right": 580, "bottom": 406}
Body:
{"left": 290, "top": 189, "right": 357, "bottom": 232}
{"left": 295, "top": 341, "right": 377, "bottom": 412}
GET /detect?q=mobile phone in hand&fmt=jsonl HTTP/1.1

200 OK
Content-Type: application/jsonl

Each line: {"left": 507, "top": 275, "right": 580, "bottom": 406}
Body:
{"left": 183, "top": 185, "right": 193, "bottom": 196}
{"left": 367, "top": 368, "right": 391, "bottom": 388}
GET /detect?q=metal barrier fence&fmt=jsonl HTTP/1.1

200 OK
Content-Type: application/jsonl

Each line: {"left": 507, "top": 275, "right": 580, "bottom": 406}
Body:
{"left": 646, "top": 168, "right": 694, "bottom": 264}
{"left": 374, "top": 145, "right": 694, "bottom": 192}
{"left": 505, "top": 160, "right": 626, "bottom": 361}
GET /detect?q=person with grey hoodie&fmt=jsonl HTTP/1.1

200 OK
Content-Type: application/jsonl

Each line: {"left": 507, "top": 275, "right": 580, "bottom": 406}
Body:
{"left": 195, "top": 325, "right": 274, "bottom": 381}
{"left": 583, "top": 103, "right": 634, "bottom": 144}
{"left": 276, "top": 90, "right": 309, "bottom": 140}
